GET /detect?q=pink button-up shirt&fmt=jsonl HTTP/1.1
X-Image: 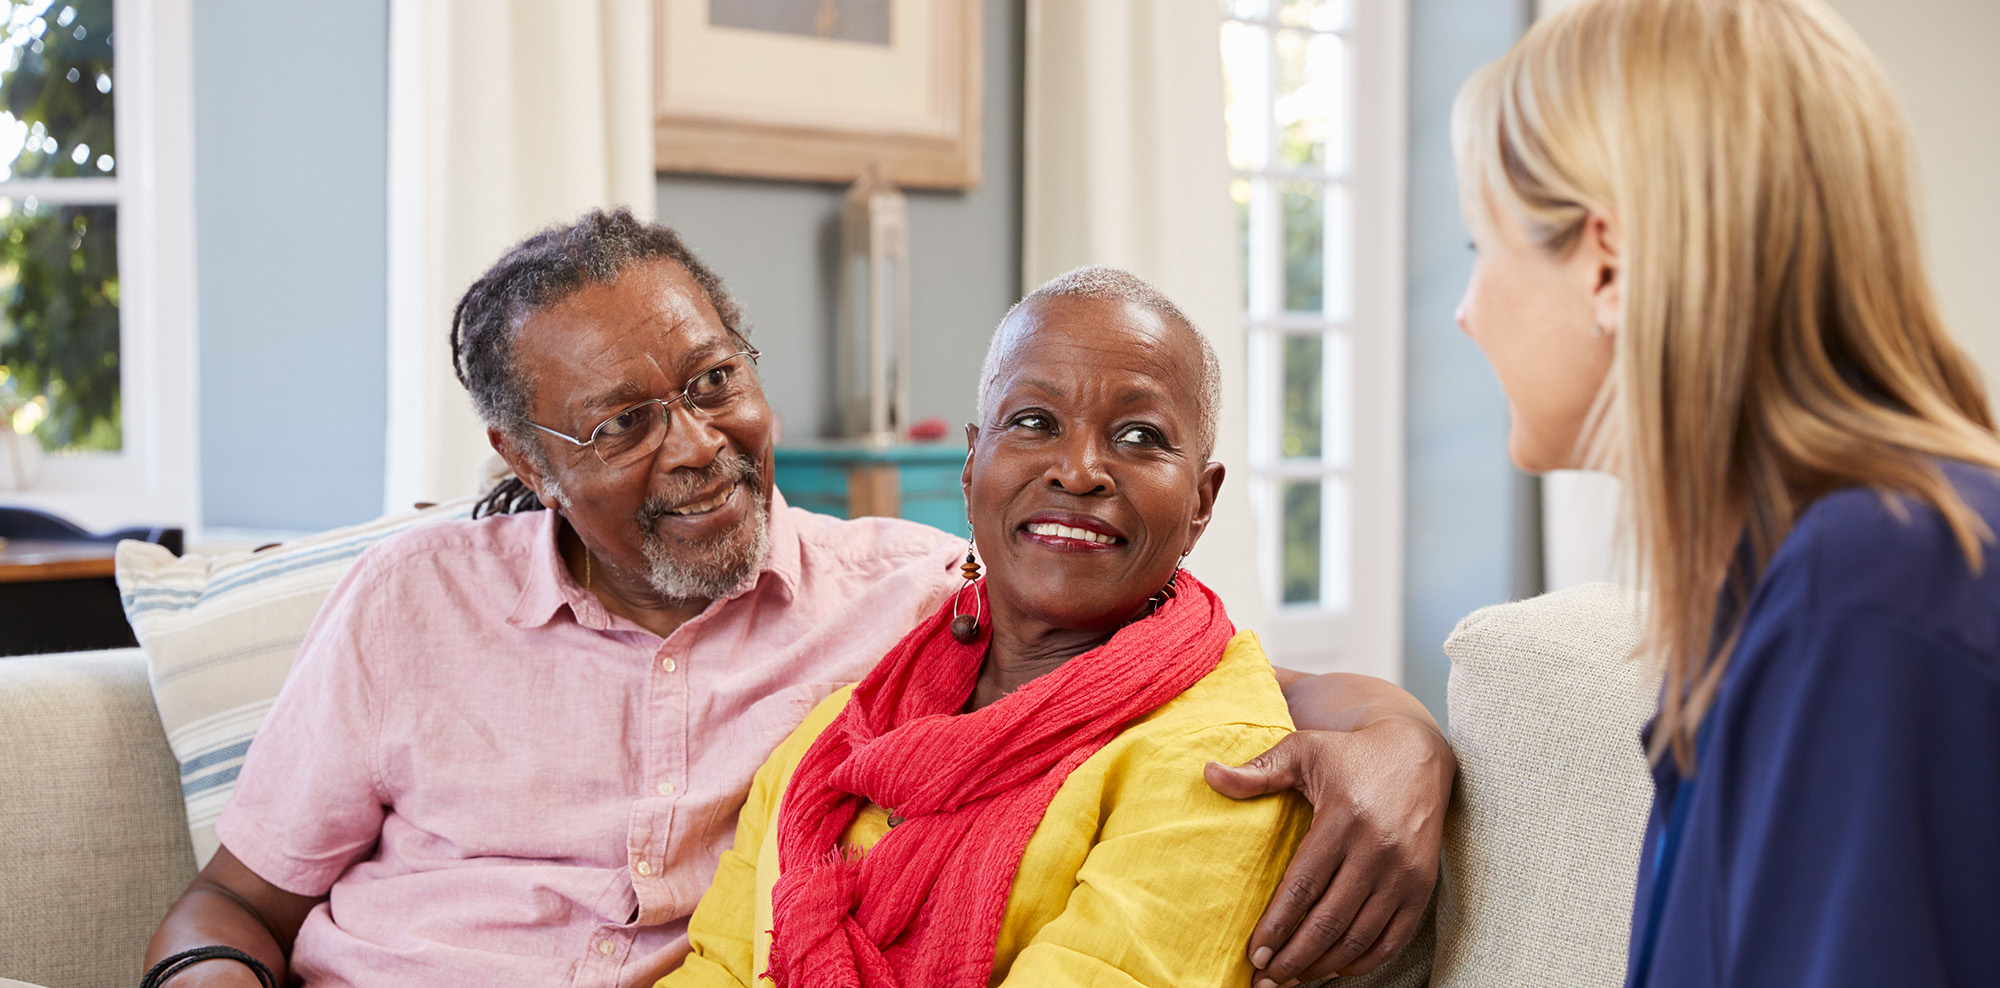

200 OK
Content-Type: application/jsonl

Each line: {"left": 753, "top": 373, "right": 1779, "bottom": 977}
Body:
{"left": 217, "top": 492, "right": 962, "bottom": 988}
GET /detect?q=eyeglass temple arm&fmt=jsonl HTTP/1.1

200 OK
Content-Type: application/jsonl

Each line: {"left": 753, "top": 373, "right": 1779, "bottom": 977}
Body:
{"left": 527, "top": 420, "right": 592, "bottom": 447}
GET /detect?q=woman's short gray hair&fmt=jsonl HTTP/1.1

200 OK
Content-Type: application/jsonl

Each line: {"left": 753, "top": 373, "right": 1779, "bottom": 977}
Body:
{"left": 976, "top": 265, "right": 1222, "bottom": 461}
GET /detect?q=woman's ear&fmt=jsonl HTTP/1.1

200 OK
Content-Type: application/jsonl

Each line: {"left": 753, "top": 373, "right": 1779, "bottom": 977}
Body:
{"left": 960, "top": 425, "right": 980, "bottom": 494}
{"left": 1182, "top": 461, "right": 1227, "bottom": 552}
{"left": 1584, "top": 211, "right": 1623, "bottom": 336}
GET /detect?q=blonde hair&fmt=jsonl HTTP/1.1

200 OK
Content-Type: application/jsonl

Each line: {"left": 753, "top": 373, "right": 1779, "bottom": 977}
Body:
{"left": 1453, "top": 0, "right": 2000, "bottom": 770}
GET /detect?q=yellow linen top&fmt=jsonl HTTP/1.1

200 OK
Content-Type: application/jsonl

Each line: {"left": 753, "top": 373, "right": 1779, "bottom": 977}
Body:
{"left": 657, "top": 629, "right": 1309, "bottom": 988}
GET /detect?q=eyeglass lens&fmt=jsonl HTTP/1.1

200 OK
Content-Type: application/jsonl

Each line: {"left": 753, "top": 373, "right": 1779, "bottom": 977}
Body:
{"left": 591, "top": 352, "right": 759, "bottom": 466}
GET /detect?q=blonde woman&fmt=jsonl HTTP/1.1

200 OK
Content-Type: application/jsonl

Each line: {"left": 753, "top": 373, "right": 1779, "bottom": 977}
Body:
{"left": 1452, "top": 0, "right": 2000, "bottom": 985}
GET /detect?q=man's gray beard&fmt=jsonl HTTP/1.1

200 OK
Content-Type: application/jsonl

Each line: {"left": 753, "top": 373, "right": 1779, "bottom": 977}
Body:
{"left": 637, "top": 454, "right": 771, "bottom": 603}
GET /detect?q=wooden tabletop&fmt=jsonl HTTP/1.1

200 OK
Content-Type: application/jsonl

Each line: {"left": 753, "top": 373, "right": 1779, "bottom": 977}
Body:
{"left": 0, "top": 539, "right": 118, "bottom": 583}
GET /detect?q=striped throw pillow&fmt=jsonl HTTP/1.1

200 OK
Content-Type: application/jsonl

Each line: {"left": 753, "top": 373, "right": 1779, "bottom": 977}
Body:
{"left": 115, "top": 498, "right": 480, "bottom": 867}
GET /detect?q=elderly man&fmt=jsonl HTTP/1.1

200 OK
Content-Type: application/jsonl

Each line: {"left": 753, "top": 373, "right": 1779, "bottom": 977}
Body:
{"left": 145, "top": 211, "right": 1452, "bottom": 988}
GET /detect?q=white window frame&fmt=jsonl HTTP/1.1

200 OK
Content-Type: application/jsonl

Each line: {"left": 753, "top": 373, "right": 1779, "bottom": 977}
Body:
{"left": 1230, "top": 0, "right": 1406, "bottom": 679}
{"left": 1, "top": 0, "right": 197, "bottom": 533}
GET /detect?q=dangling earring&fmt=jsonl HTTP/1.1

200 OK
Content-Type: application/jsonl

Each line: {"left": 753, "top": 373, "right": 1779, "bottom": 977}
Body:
{"left": 950, "top": 537, "right": 984, "bottom": 644}
{"left": 1145, "top": 553, "right": 1189, "bottom": 615}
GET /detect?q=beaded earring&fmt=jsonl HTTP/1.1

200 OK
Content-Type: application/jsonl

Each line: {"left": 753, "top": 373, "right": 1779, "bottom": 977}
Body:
{"left": 1144, "top": 554, "right": 1190, "bottom": 616}
{"left": 950, "top": 537, "right": 983, "bottom": 644}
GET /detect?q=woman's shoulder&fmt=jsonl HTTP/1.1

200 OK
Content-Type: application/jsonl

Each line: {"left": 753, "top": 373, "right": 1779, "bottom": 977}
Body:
{"left": 1113, "top": 630, "right": 1295, "bottom": 760}
{"left": 1759, "top": 460, "right": 2000, "bottom": 660}
{"left": 1793, "top": 459, "right": 2000, "bottom": 548}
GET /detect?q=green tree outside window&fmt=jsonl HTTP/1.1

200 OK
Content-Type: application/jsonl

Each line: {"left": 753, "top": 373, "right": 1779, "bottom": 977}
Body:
{"left": 0, "top": 0, "right": 119, "bottom": 452}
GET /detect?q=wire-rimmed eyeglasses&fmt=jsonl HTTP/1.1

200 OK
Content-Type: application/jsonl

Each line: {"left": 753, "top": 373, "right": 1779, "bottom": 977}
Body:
{"left": 527, "top": 346, "right": 763, "bottom": 468}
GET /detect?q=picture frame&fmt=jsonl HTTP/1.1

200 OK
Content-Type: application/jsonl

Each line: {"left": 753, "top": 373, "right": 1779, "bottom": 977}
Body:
{"left": 654, "top": 0, "right": 983, "bottom": 189}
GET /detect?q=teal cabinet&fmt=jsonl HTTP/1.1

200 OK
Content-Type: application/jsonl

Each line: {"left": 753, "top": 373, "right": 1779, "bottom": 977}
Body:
{"left": 774, "top": 440, "right": 968, "bottom": 537}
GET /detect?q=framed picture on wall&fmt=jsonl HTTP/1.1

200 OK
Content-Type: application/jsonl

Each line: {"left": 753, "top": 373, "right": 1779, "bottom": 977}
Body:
{"left": 654, "top": 0, "right": 983, "bottom": 189}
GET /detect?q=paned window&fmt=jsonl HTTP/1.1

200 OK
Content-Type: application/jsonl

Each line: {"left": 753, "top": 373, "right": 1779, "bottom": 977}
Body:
{"left": 0, "top": 0, "right": 118, "bottom": 453}
{"left": 1223, "top": 0, "right": 1353, "bottom": 613}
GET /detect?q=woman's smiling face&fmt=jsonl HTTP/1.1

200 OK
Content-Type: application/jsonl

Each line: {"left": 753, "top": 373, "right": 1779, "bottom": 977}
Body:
{"left": 963, "top": 295, "right": 1225, "bottom": 636}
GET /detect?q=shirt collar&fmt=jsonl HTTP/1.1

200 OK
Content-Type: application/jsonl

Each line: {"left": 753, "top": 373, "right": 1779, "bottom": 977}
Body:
{"left": 757, "top": 487, "right": 803, "bottom": 604}
{"left": 506, "top": 486, "right": 803, "bottom": 630}
{"left": 507, "top": 508, "right": 596, "bottom": 630}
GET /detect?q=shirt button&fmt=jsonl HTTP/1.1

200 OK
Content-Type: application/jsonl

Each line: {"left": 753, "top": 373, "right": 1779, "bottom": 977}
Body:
{"left": 597, "top": 940, "right": 615, "bottom": 955}
{"left": 635, "top": 860, "right": 653, "bottom": 876}
{"left": 661, "top": 656, "right": 677, "bottom": 673}
{"left": 657, "top": 781, "right": 675, "bottom": 796}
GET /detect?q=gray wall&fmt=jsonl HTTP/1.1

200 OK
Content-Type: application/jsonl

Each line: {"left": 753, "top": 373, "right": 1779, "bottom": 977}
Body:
{"left": 656, "top": 0, "right": 1024, "bottom": 441}
{"left": 193, "top": 1, "right": 389, "bottom": 532}
{"left": 1402, "top": 0, "right": 1534, "bottom": 718}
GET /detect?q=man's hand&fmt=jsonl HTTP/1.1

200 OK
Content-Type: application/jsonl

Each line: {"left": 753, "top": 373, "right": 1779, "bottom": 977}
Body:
{"left": 1207, "top": 697, "right": 1454, "bottom": 986}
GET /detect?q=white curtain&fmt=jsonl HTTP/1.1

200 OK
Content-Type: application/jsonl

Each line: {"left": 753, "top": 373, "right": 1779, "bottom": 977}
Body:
{"left": 385, "top": 0, "right": 655, "bottom": 510}
{"left": 1020, "top": 0, "right": 1268, "bottom": 633}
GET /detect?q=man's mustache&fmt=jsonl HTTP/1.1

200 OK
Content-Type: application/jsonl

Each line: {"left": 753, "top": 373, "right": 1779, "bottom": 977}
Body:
{"left": 637, "top": 453, "right": 764, "bottom": 530}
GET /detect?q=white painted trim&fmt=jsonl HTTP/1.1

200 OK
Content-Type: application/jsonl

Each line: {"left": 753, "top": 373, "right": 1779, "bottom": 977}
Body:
{"left": 9, "top": 0, "right": 199, "bottom": 533}
{"left": 383, "top": 0, "right": 427, "bottom": 515}
{"left": 1242, "top": 0, "right": 1408, "bottom": 680}
{"left": 0, "top": 176, "right": 119, "bottom": 202}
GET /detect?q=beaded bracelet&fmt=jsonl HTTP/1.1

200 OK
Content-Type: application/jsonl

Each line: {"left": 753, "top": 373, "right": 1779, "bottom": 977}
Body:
{"left": 140, "top": 946, "right": 277, "bottom": 988}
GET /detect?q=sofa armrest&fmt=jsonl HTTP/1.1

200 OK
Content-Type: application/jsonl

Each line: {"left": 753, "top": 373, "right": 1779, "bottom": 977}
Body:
{"left": 0, "top": 649, "right": 197, "bottom": 988}
{"left": 1428, "top": 583, "right": 1658, "bottom": 987}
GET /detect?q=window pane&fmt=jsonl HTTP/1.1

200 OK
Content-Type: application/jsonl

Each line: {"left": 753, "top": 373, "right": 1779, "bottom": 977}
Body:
{"left": 1230, "top": 177, "right": 1251, "bottom": 310}
{"left": 1220, "top": 21, "right": 1268, "bottom": 172}
{"left": 1282, "top": 179, "right": 1322, "bottom": 313}
{"left": 1282, "top": 479, "right": 1321, "bottom": 605}
{"left": 1223, "top": 0, "right": 1270, "bottom": 19}
{"left": 0, "top": 0, "right": 115, "bottom": 180}
{"left": 0, "top": 200, "right": 119, "bottom": 451}
{"left": 1282, "top": 334, "right": 1321, "bottom": 460}
{"left": 1275, "top": 29, "right": 1346, "bottom": 172}
{"left": 1278, "top": 0, "right": 1351, "bottom": 31}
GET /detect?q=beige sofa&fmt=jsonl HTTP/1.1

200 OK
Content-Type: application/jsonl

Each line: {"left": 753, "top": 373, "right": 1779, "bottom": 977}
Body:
{"left": 0, "top": 583, "right": 1657, "bottom": 988}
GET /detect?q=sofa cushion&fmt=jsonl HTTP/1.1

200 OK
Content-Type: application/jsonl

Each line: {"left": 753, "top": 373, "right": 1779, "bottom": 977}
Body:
{"left": 115, "top": 498, "right": 478, "bottom": 867}
{"left": 0, "top": 649, "right": 196, "bottom": 988}
{"left": 1428, "top": 582, "right": 1659, "bottom": 987}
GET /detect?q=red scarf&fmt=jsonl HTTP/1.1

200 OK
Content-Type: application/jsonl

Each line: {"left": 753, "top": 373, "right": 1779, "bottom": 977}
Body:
{"left": 765, "top": 571, "right": 1235, "bottom": 988}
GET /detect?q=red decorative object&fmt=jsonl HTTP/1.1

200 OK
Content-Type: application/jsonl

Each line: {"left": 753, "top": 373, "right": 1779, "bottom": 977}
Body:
{"left": 907, "top": 417, "right": 949, "bottom": 442}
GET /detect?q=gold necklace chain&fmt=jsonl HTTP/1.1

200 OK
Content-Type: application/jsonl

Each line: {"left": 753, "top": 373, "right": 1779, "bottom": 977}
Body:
{"left": 584, "top": 547, "right": 592, "bottom": 590}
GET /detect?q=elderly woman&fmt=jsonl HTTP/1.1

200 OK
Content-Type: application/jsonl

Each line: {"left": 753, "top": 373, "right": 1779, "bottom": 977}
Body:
{"left": 657, "top": 267, "right": 1311, "bottom": 988}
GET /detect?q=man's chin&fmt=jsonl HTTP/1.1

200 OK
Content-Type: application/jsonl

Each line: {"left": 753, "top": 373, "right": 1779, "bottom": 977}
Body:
{"left": 640, "top": 489, "right": 771, "bottom": 602}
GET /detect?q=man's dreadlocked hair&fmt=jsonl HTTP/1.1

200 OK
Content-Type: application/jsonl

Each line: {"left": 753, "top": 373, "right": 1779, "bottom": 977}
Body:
{"left": 452, "top": 208, "right": 745, "bottom": 518}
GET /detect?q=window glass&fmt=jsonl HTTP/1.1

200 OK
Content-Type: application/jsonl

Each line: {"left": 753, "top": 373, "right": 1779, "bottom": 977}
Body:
{"left": 1278, "top": 0, "right": 1350, "bottom": 32}
{"left": 0, "top": 0, "right": 118, "bottom": 453}
{"left": 1224, "top": 0, "right": 1350, "bottom": 612}
{"left": 1, "top": 1, "right": 114, "bottom": 180}
{"left": 1282, "top": 334, "right": 1321, "bottom": 460}
{"left": 1282, "top": 179, "right": 1322, "bottom": 314}
{"left": 1282, "top": 479, "right": 1322, "bottom": 604}
{"left": 1220, "top": 20, "right": 1268, "bottom": 172}
{"left": 1275, "top": 30, "right": 1344, "bottom": 171}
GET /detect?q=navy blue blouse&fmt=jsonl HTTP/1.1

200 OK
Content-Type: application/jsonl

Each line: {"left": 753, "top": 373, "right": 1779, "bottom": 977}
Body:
{"left": 1626, "top": 461, "right": 2000, "bottom": 988}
